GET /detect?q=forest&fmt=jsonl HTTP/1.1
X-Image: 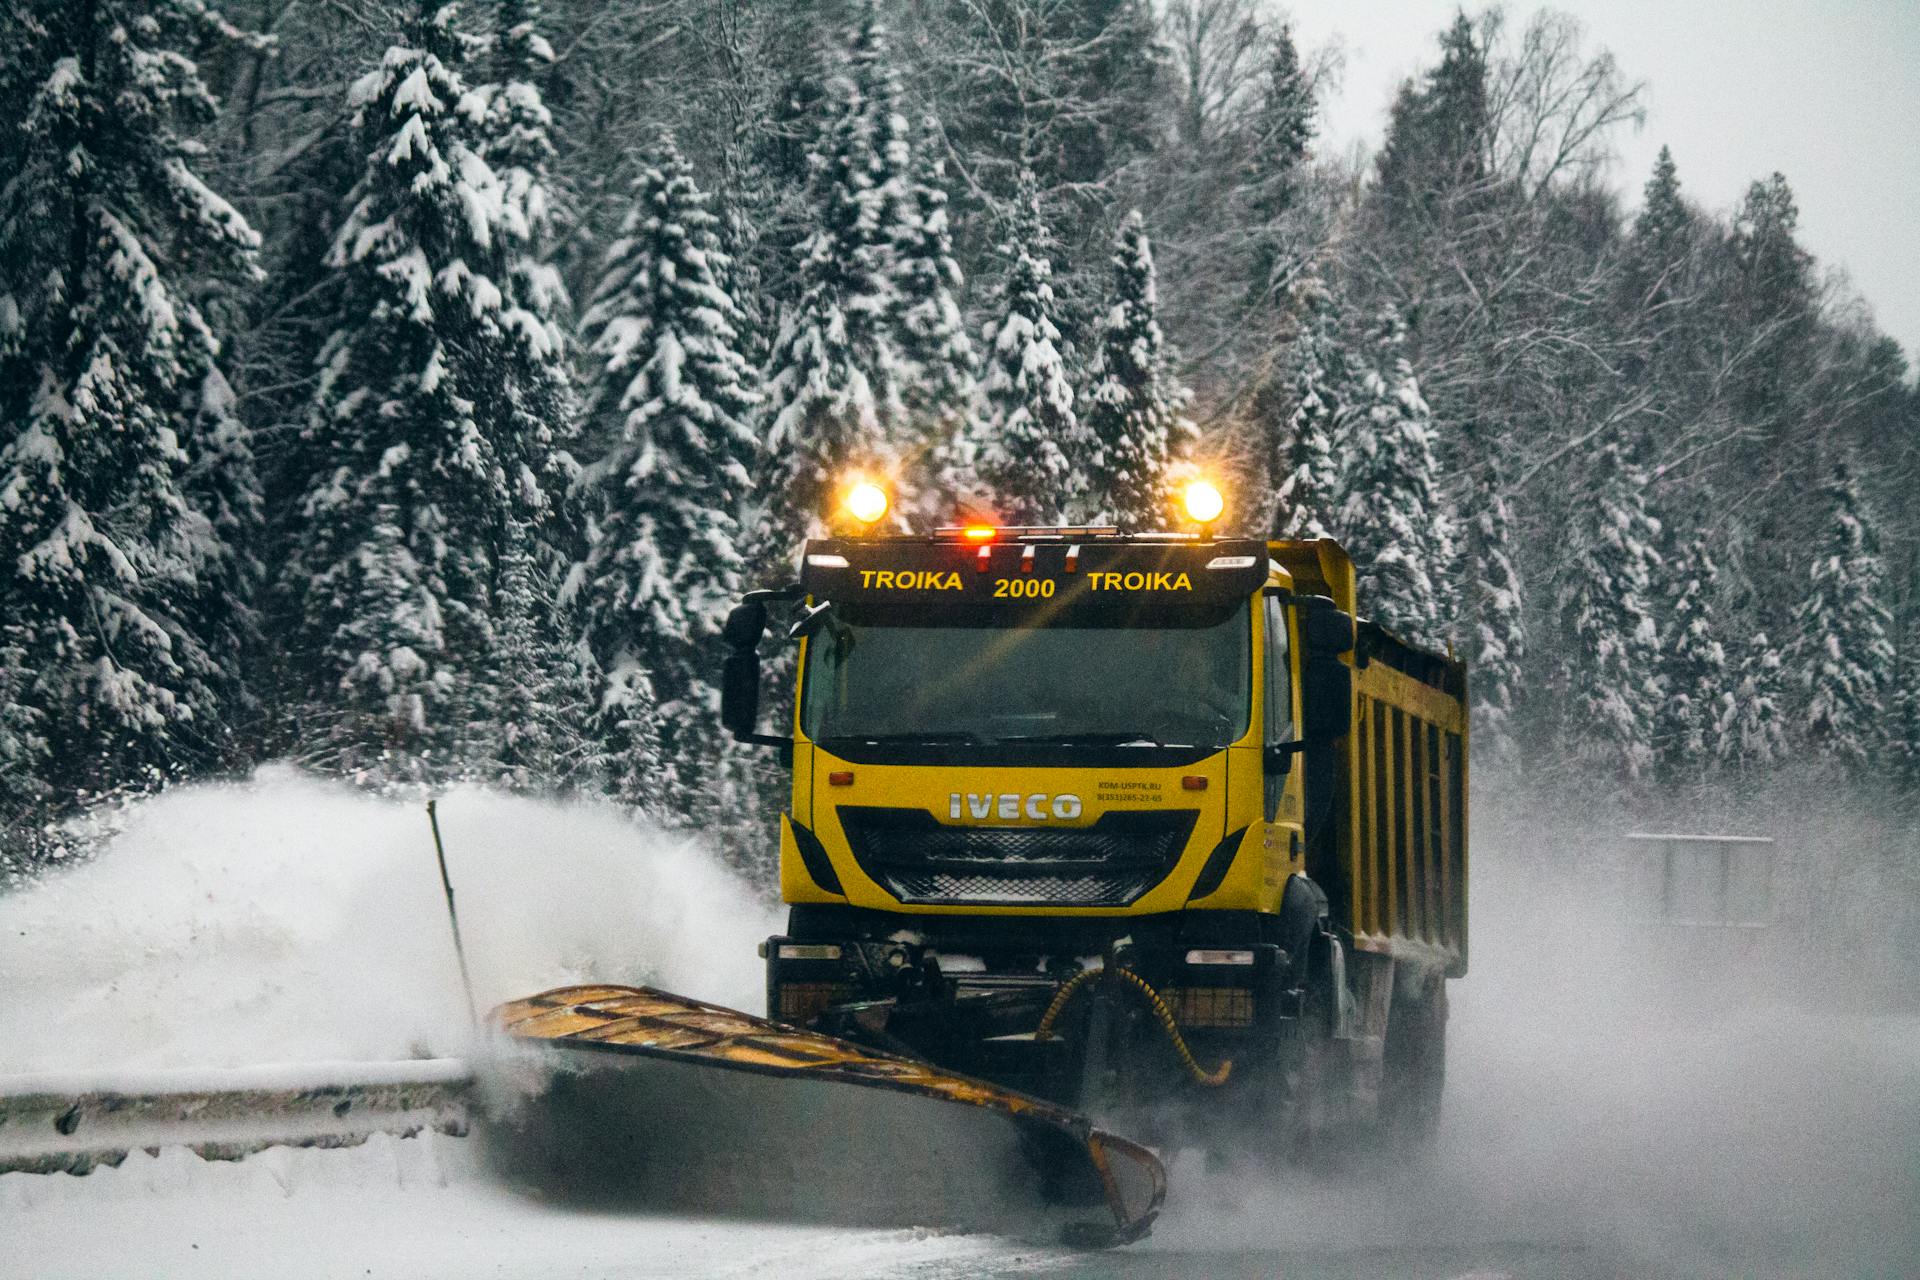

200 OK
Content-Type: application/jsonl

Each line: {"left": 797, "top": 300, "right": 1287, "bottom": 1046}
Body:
{"left": 2, "top": 0, "right": 1917, "bottom": 877}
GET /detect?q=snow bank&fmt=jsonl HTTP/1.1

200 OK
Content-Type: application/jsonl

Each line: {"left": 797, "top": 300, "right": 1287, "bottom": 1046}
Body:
{"left": 0, "top": 765, "right": 780, "bottom": 1074}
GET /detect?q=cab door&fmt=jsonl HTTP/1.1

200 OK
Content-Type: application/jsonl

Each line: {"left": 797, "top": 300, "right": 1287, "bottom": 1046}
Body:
{"left": 1261, "top": 594, "right": 1306, "bottom": 892}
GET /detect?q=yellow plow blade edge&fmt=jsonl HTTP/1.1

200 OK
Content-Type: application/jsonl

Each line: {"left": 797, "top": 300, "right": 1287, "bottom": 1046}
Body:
{"left": 491, "top": 984, "right": 1166, "bottom": 1246}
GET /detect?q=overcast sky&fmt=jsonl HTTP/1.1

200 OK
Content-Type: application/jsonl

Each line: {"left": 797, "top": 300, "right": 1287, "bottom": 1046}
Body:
{"left": 1287, "top": 0, "right": 1920, "bottom": 364}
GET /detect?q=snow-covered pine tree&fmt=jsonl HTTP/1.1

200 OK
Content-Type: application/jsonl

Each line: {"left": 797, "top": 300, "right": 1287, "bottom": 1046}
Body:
{"left": 755, "top": 8, "right": 907, "bottom": 558}
{"left": 1269, "top": 273, "right": 1346, "bottom": 540}
{"left": 577, "top": 131, "right": 762, "bottom": 821}
{"left": 286, "top": 3, "right": 535, "bottom": 784}
{"left": 1625, "top": 145, "right": 1694, "bottom": 314}
{"left": 472, "top": 0, "right": 579, "bottom": 556}
{"left": 480, "top": 0, "right": 568, "bottom": 330}
{"left": 1461, "top": 426, "right": 1526, "bottom": 765}
{"left": 182, "top": 368, "right": 266, "bottom": 763}
{"left": 715, "top": 177, "right": 773, "bottom": 374}
{"left": 893, "top": 114, "right": 979, "bottom": 514}
{"left": 0, "top": 622, "right": 53, "bottom": 865}
{"left": 1718, "top": 627, "right": 1789, "bottom": 781}
{"left": 1788, "top": 460, "right": 1896, "bottom": 773}
{"left": 1083, "top": 212, "right": 1194, "bottom": 532}
{"left": 973, "top": 183, "right": 1081, "bottom": 525}
{"left": 489, "top": 515, "right": 594, "bottom": 793}
{"left": 1334, "top": 308, "right": 1454, "bottom": 648}
{"left": 0, "top": 0, "right": 264, "bottom": 805}
{"left": 1893, "top": 620, "right": 1920, "bottom": 795}
{"left": 1245, "top": 23, "right": 1316, "bottom": 309}
{"left": 1655, "top": 533, "right": 1730, "bottom": 783}
{"left": 1554, "top": 440, "right": 1664, "bottom": 781}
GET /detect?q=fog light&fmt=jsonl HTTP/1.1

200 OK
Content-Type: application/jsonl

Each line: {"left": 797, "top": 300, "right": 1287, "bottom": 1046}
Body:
{"left": 1185, "top": 948, "right": 1254, "bottom": 966}
{"left": 778, "top": 943, "right": 843, "bottom": 961}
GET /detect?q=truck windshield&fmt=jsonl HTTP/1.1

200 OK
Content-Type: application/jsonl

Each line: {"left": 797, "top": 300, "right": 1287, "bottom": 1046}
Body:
{"left": 801, "top": 604, "right": 1251, "bottom": 750}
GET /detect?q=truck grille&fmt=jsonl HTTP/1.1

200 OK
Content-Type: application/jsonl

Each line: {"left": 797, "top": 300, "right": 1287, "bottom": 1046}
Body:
{"left": 837, "top": 807, "right": 1200, "bottom": 907}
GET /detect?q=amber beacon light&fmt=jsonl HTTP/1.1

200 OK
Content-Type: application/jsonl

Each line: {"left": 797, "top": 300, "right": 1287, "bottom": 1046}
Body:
{"left": 845, "top": 481, "right": 890, "bottom": 525}
{"left": 1183, "top": 479, "right": 1225, "bottom": 526}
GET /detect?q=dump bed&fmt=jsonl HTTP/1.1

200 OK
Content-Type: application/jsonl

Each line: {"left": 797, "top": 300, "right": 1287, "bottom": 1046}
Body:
{"left": 1343, "top": 624, "right": 1468, "bottom": 976}
{"left": 1270, "top": 542, "right": 1469, "bottom": 977}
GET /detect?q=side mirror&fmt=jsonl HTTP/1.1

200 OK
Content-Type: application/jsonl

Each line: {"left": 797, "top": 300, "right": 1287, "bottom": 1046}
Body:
{"left": 719, "top": 600, "right": 786, "bottom": 748}
{"left": 722, "top": 600, "right": 768, "bottom": 650}
{"left": 1302, "top": 600, "right": 1356, "bottom": 656}
{"left": 720, "top": 646, "right": 763, "bottom": 740}
{"left": 1293, "top": 597, "right": 1355, "bottom": 745}
{"left": 1303, "top": 656, "right": 1352, "bottom": 744}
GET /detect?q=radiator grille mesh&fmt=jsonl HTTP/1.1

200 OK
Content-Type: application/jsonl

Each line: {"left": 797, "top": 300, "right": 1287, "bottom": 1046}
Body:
{"left": 839, "top": 807, "right": 1199, "bottom": 907}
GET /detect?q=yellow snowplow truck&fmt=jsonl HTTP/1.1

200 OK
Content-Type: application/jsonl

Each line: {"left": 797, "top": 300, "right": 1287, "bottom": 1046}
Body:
{"left": 721, "top": 523, "right": 1468, "bottom": 1146}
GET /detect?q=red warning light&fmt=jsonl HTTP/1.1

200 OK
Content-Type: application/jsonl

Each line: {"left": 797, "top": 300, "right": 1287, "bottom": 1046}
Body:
{"left": 963, "top": 526, "right": 996, "bottom": 541}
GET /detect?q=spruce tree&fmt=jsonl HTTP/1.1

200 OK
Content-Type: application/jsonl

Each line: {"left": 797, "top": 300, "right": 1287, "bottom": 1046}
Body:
{"left": 1893, "top": 621, "right": 1920, "bottom": 795}
{"left": 1789, "top": 461, "right": 1896, "bottom": 773}
{"left": 1334, "top": 308, "right": 1454, "bottom": 648}
{"left": 1247, "top": 24, "right": 1316, "bottom": 224}
{"left": 286, "top": 3, "right": 539, "bottom": 783}
{"left": 755, "top": 9, "right": 906, "bottom": 557}
{"left": 1270, "top": 274, "right": 1346, "bottom": 540}
{"left": 1246, "top": 24, "right": 1316, "bottom": 306}
{"left": 974, "top": 185, "right": 1081, "bottom": 526}
{"left": 0, "top": 623, "right": 53, "bottom": 862}
{"left": 853, "top": 2, "right": 915, "bottom": 428}
{"left": 473, "top": 0, "right": 578, "bottom": 551}
{"left": 1625, "top": 146, "right": 1694, "bottom": 312}
{"left": 480, "top": 0, "right": 568, "bottom": 329}
{"left": 490, "top": 515, "right": 592, "bottom": 793}
{"left": 1462, "top": 429, "right": 1526, "bottom": 765}
{"left": 1554, "top": 441, "right": 1664, "bottom": 781}
{"left": 1726, "top": 174, "right": 1818, "bottom": 443}
{"left": 1718, "top": 627, "right": 1789, "bottom": 782}
{"left": 578, "top": 132, "right": 761, "bottom": 821}
{"left": 1375, "top": 13, "right": 1490, "bottom": 207}
{"left": 893, "top": 114, "right": 979, "bottom": 513}
{"left": 1084, "top": 212, "right": 1193, "bottom": 531}
{"left": 182, "top": 368, "right": 266, "bottom": 762}
{"left": 0, "top": 0, "right": 263, "bottom": 806}
{"left": 1655, "top": 533, "right": 1730, "bottom": 782}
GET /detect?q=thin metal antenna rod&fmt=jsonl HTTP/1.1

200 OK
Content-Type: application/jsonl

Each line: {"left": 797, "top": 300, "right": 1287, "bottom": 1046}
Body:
{"left": 426, "top": 798, "right": 480, "bottom": 1028}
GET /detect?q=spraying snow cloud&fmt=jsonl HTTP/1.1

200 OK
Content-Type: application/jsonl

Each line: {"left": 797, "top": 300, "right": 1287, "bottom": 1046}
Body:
{"left": 0, "top": 765, "right": 780, "bottom": 1075}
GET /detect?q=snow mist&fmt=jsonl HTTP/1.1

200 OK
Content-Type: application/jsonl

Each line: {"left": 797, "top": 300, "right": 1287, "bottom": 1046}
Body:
{"left": 1146, "top": 779, "right": 1920, "bottom": 1277}
{"left": 0, "top": 765, "right": 779, "bottom": 1075}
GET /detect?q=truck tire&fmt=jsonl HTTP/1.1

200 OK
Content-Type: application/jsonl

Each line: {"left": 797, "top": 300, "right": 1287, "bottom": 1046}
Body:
{"left": 1379, "top": 972, "right": 1446, "bottom": 1147}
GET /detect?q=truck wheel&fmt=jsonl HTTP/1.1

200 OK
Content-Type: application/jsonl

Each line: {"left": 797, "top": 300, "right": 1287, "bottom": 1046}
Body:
{"left": 1264, "top": 951, "right": 1343, "bottom": 1162}
{"left": 1379, "top": 972, "right": 1446, "bottom": 1147}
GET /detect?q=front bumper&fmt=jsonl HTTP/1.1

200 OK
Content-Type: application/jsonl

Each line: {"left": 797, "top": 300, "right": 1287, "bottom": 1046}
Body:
{"left": 763, "top": 910, "right": 1300, "bottom": 1103}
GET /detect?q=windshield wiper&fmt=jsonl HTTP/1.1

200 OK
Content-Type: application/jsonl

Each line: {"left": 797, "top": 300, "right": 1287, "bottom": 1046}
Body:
{"left": 994, "top": 732, "right": 1192, "bottom": 748}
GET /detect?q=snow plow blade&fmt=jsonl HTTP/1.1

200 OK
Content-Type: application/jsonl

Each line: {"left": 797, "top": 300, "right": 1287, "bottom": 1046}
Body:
{"left": 489, "top": 984, "right": 1166, "bottom": 1246}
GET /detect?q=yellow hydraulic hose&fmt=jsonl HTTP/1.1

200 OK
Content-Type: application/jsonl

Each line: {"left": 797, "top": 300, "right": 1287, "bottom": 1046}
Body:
{"left": 1033, "top": 966, "right": 1233, "bottom": 1088}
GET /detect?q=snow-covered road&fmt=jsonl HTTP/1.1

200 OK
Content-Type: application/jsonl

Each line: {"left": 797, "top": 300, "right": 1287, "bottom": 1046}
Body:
{"left": 7, "top": 1004, "right": 1916, "bottom": 1280}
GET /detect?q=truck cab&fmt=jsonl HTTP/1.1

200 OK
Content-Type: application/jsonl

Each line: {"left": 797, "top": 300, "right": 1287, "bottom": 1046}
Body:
{"left": 723, "top": 519, "right": 1465, "bottom": 1136}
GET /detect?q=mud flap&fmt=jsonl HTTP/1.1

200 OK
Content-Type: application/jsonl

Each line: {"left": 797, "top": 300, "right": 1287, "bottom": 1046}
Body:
{"left": 490, "top": 984, "right": 1165, "bottom": 1246}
